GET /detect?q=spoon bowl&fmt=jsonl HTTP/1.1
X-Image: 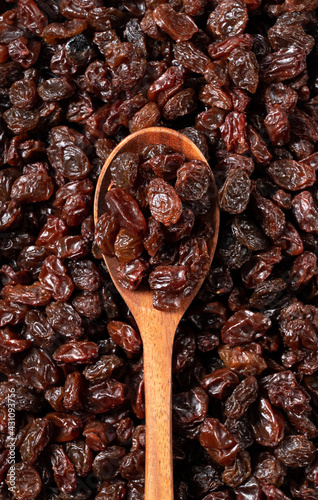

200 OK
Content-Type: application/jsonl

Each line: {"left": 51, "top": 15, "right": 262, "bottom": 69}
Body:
{"left": 94, "top": 127, "right": 219, "bottom": 500}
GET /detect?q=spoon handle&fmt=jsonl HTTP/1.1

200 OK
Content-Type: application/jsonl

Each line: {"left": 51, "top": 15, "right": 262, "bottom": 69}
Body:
{"left": 142, "top": 330, "right": 175, "bottom": 500}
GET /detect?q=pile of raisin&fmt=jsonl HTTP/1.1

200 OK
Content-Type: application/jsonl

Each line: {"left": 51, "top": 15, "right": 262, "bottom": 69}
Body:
{"left": 95, "top": 148, "right": 212, "bottom": 310}
{"left": 0, "top": 0, "right": 318, "bottom": 499}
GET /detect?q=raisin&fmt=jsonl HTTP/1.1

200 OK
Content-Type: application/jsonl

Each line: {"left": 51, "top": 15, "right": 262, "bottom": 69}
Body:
{"left": 84, "top": 60, "right": 112, "bottom": 102}
{"left": 215, "top": 155, "right": 254, "bottom": 186}
{"left": 231, "top": 214, "right": 268, "bottom": 251}
{"left": 288, "top": 251, "right": 317, "bottom": 291}
{"left": 149, "top": 265, "right": 187, "bottom": 292}
{"left": 65, "top": 33, "right": 95, "bottom": 66}
{"left": 207, "top": 0, "right": 248, "bottom": 40}
{"left": 163, "top": 208, "right": 194, "bottom": 242}
{"left": 289, "top": 108, "right": 318, "bottom": 142}
{"left": 107, "top": 321, "right": 142, "bottom": 358}
{"left": 224, "top": 376, "right": 258, "bottom": 418}
{"left": 38, "top": 256, "right": 74, "bottom": 301}
{"left": 0, "top": 327, "right": 31, "bottom": 353}
{"left": 225, "top": 415, "right": 254, "bottom": 450}
{"left": 143, "top": 217, "right": 164, "bottom": 256}
{"left": 42, "top": 19, "right": 88, "bottom": 44}
{"left": 201, "top": 369, "right": 239, "bottom": 400}
{"left": 250, "top": 398, "right": 285, "bottom": 447}
{"left": 46, "top": 301, "right": 83, "bottom": 339}
{"left": 252, "top": 190, "right": 286, "bottom": 241}
{"left": 110, "top": 153, "right": 139, "bottom": 190}
{"left": 218, "top": 343, "right": 267, "bottom": 377}
{"left": 220, "top": 112, "right": 249, "bottom": 154}
{"left": 254, "top": 452, "right": 286, "bottom": 486}
{"left": 196, "top": 107, "right": 227, "bottom": 135}
{"left": 47, "top": 130, "right": 91, "bottom": 181}
{"left": 117, "top": 259, "right": 149, "bottom": 291}
{"left": 153, "top": 4, "right": 198, "bottom": 42}
{"left": 268, "top": 159, "right": 316, "bottom": 191}
{"left": 241, "top": 246, "right": 282, "bottom": 289}
{"left": 265, "top": 370, "right": 311, "bottom": 413}
{"left": 141, "top": 153, "right": 186, "bottom": 181}
{"left": 8, "top": 37, "right": 41, "bottom": 69}
{"left": 268, "top": 23, "right": 314, "bottom": 54}
{"left": 3, "top": 107, "right": 40, "bottom": 134}
{"left": 162, "top": 88, "right": 196, "bottom": 122}
{"left": 246, "top": 124, "right": 272, "bottom": 164}
{"left": 228, "top": 48, "right": 259, "bottom": 93}
{"left": 275, "top": 221, "right": 304, "bottom": 256}
{"left": 2, "top": 282, "right": 51, "bottom": 306}
{"left": 66, "top": 439, "right": 93, "bottom": 477}
{"left": 85, "top": 379, "right": 128, "bottom": 414}
{"left": 63, "top": 371, "right": 84, "bottom": 410}
{"left": 55, "top": 235, "right": 90, "bottom": 259}
{"left": 17, "top": 0, "right": 48, "bottom": 36}
{"left": 53, "top": 341, "right": 99, "bottom": 364}
{"left": 260, "top": 47, "right": 307, "bottom": 83}
{"left": 92, "top": 446, "right": 126, "bottom": 481}
{"left": 292, "top": 191, "right": 318, "bottom": 233}
{"left": 114, "top": 228, "right": 144, "bottom": 263}
{"left": 223, "top": 308, "right": 271, "bottom": 344}
{"left": 275, "top": 435, "right": 316, "bottom": 467}
{"left": 83, "top": 420, "right": 116, "bottom": 452}
{"left": 95, "top": 212, "right": 119, "bottom": 257}
{"left": 222, "top": 451, "right": 251, "bottom": 488}
{"left": 265, "top": 82, "right": 298, "bottom": 115}
{"left": 200, "top": 418, "right": 240, "bottom": 466}
{"left": 204, "top": 60, "right": 229, "bottom": 87}
{"left": 96, "top": 481, "right": 127, "bottom": 499}
{"left": 68, "top": 260, "right": 101, "bottom": 292}
{"left": 174, "top": 41, "right": 210, "bottom": 74}
{"left": 6, "top": 462, "right": 42, "bottom": 500}
{"left": 179, "top": 237, "right": 210, "bottom": 280}
{"left": 83, "top": 355, "right": 124, "bottom": 382}
{"left": 208, "top": 34, "right": 253, "bottom": 59}
{"left": 38, "top": 77, "right": 76, "bottom": 101}
{"left": 199, "top": 84, "right": 233, "bottom": 111}
{"left": 218, "top": 170, "right": 251, "bottom": 214}
{"left": 9, "top": 79, "right": 38, "bottom": 109}
{"left": 148, "top": 178, "right": 182, "bottom": 225}
{"left": 72, "top": 291, "right": 102, "bottom": 319}
{"left": 23, "top": 348, "right": 59, "bottom": 390}
{"left": 49, "top": 444, "right": 77, "bottom": 493}
{"left": 106, "top": 188, "right": 147, "bottom": 236}
{"left": 235, "top": 476, "right": 262, "bottom": 499}
{"left": 20, "top": 418, "right": 52, "bottom": 465}
{"left": 175, "top": 161, "right": 210, "bottom": 201}
{"left": 264, "top": 105, "right": 290, "bottom": 146}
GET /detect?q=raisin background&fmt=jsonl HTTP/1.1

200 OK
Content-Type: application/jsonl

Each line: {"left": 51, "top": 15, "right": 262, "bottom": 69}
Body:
{"left": 0, "top": 0, "right": 318, "bottom": 499}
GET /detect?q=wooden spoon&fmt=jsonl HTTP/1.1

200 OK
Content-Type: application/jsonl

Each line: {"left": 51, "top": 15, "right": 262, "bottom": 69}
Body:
{"left": 94, "top": 127, "right": 219, "bottom": 500}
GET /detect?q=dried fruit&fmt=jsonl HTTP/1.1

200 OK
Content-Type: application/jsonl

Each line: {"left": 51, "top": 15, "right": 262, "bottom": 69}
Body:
{"left": 0, "top": 1, "right": 317, "bottom": 497}
{"left": 200, "top": 417, "right": 240, "bottom": 466}
{"left": 153, "top": 5, "right": 198, "bottom": 42}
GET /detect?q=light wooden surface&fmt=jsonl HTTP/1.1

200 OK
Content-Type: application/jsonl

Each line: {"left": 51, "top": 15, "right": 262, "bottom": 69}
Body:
{"left": 94, "top": 127, "right": 220, "bottom": 500}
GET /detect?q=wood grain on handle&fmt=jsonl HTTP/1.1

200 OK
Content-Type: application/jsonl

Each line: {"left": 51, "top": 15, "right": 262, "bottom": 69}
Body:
{"left": 138, "top": 311, "right": 179, "bottom": 500}
{"left": 143, "top": 339, "right": 173, "bottom": 500}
